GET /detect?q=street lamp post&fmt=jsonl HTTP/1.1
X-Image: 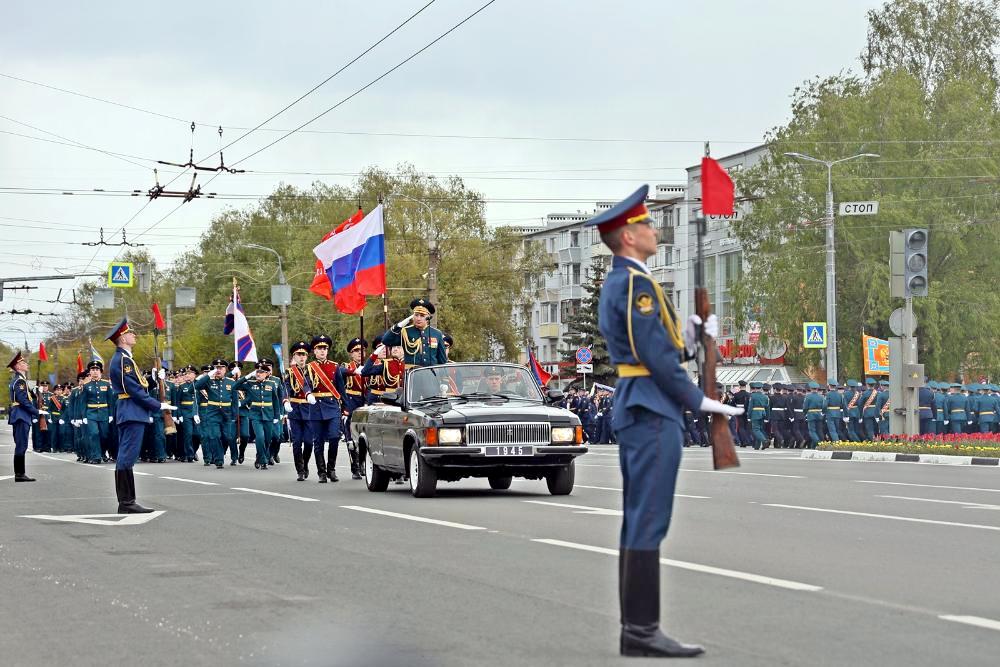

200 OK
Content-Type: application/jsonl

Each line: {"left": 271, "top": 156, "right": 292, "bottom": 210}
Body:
{"left": 244, "top": 243, "right": 289, "bottom": 369}
{"left": 784, "top": 152, "right": 880, "bottom": 384}
{"left": 390, "top": 193, "right": 439, "bottom": 308}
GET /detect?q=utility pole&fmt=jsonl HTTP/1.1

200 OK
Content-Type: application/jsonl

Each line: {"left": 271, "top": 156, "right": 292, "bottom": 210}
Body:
{"left": 427, "top": 239, "right": 439, "bottom": 310}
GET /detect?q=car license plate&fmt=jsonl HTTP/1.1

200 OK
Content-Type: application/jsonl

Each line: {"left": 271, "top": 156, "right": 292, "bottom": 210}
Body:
{"left": 485, "top": 445, "right": 533, "bottom": 457}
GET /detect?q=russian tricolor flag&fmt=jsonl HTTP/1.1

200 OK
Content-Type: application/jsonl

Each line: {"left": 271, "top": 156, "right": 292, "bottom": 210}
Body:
{"left": 223, "top": 285, "right": 258, "bottom": 362}
{"left": 527, "top": 346, "right": 553, "bottom": 388}
{"left": 313, "top": 204, "right": 387, "bottom": 313}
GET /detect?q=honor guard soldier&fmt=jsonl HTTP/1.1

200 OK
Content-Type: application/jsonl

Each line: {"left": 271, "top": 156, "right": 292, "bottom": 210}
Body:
{"left": 380, "top": 298, "right": 448, "bottom": 368}
{"left": 860, "top": 379, "right": 880, "bottom": 439}
{"left": 258, "top": 359, "right": 285, "bottom": 464}
{"left": 172, "top": 366, "right": 199, "bottom": 462}
{"left": 748, "top": 382, "right": 770, "bottom": 449}
{"left": 843, "top": 381, "right": 862, "bottom": 441}
{"left": 140, "top": 370, "right": 169, "bottom": 463}
{"left": 363, "top": 333, "right": 385, "bottom": 404}
{"left": 945, "top": 383, "right": 967, "bottom": 433}
{"left": 918, "top": 380, "right": 936, "bottom": 434}
{"left": 768, "top": 384, "right": 789, "bottom": 448}
{"left": 82, "top": 361, "right": 117, "bottom": 463}
{"left": 731, "top": 380, "right": 752, "bottom": 446}
{"left": 47, "top": 384, "right": 67, "bottom": 453}
{"left": 194, "top": 359, "right": 239, "bottom": 468}
{"left": 824, "top": 382, "right": 844, "bottom": 441}
{"left": 306, "top": 335, "right": 346, "bottom": 482}
{"left": 7, "top": 351, "right": 47, "bottom": 481}
{"left": 876, "top": 380, "right": 891, "bottom": 435}
{"left": 68, "top": 372, "right": 86, "bottom": 461}
{"left": 588, "top": 185, "right": 742, "bottom": 658}
{"left": 283, "top": 341, "right": 316, "bottom": 482}
{"left": 360, "top": 338, "right": 406, "bottom": 398}
{"left": 106, "top": 317, "right": 177, "bottom": 512}
{"left": 802, "top": 381, "right": 825, "bottom": 448}
{"left": 232, "top": 361, "right": 281, "bottom": 469}
{"left": 30, "top": 380, "right": 51, "bottom": 452}
{"left": 342, "top": 337, "right": 368, "bottom": 479}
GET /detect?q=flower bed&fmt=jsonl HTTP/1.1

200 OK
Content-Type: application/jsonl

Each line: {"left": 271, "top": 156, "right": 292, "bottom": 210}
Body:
{"left": 818, "top": 434, "right": 1000, "bottom": 458}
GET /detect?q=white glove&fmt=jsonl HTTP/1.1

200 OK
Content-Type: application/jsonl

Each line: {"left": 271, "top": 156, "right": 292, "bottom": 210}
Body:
{"left": 230, "top": 367, "right": 240, "bottom": 377}
{"left": 176, "top": 415, "right": 183, "bottom": 423}
{"left": 306, "top": 393, "right": 316, "bottom": 405}
{"left": 32, "top": 418, "right": 38, "bottom": 424}
{"left": 59, "top": 419, "right": 65, "bottom": 425}
{"left": 395, "top": 315, "right": 413, "bottom": 329}
{"left": 149, "top": 416, "right": 154, "bottom": 423}
{"left": 283, "top": 401, "right": 294, "bottom": 414}
{"left": 353, "top": 367, "right": 363, "bottom": 376}
{"left": 160, "top": 402, "right": 178, "bottom": 411}
{"left": 699, "top": 397, "right": 744, "bottom": 416}
{"left": 193, "top": 415, "right": 201, "bottom": 425}
{"left": 38, "top": 410, "right": 49, "bottom": 416}
{"left": 273, "top": 418, "right": 279, "bottom": 424}
{"left": 944, "top": 420, "right": 949, "bottom": 425}
{"left": 374, "top": 344, "right": 386, "bottom": 358}
{"left": 158, "top": 368, "right": 166, "bottom": 380}
{"left": 82, "top": 417, "right": 88, "bottom": 425}
{"left": 842, "top": 417, "right": 849, "bottom": 423}
{"left": 683, "top": 314, "right": 719, "bottom": 351}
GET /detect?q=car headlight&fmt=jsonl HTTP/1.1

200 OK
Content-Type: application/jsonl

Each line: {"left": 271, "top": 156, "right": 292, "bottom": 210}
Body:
{"left": 551, "top": 427, "right": 575, "bottom": 443}
{"left": 438, "top": 427, "right": 463, "bottom": 444}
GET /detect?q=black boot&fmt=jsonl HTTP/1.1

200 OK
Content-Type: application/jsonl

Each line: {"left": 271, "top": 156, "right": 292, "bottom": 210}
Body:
{"left": 238, "top": 440, "right": 247, "bottom": 464}
{"left": 293, "top": 449, "right": 305, "bottom": 482}
{"left": 619, "top": 549, "right": 704, "bottom": 658}
{"left": 302, "top": 445, "right": 312, "bottom": 479}
{"left": 14, "top": 455, "right": 35, "bottom": 482}
{"left": 327, "top": 441, "right": 339, "bottom": 482}
{"left": 348, "top": 443, "right": 361, "bottom": 480}
{"left": 116, "top": 470, "right": 153, "bottom": 514}
{"left": 315, "top": 449, "right": 328, "bottom": 483}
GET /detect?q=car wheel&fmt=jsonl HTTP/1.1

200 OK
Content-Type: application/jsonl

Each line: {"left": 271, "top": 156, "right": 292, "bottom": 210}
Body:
{"left": 488, "top": 475, "right": 513, "bottom": 490}
{"left": 409, "top": 448, "right": 437, "bottom": 498}
{"left": 545, "top": 461, "right": 575, "bottom": 495}
{"left": 363, "top": 444, "right": 389, "bottom": 492}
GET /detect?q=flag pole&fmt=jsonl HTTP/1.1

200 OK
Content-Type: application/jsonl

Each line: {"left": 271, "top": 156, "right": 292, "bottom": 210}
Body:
{"left": 232, "top": 276, "right": 239, "bottom": 362}
{"left": 359, "top": 308, "right": 365, "bottom": 347}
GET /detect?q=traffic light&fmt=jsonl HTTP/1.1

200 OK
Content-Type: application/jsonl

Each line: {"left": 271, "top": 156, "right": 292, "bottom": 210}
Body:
{"left": 903, "top": 228, "right": 928, "bottom": 297}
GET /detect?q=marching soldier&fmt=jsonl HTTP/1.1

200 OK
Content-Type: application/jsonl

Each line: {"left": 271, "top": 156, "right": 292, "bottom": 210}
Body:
{"left": 768, "top": 384, "right": 789, "bottom": 448}
{"left": 380, "top": 298, "right": 449, "bottom": 368}
{"left": 306, "top": 335, "right": 346, "bottom": 482}
{"left": 194, "top": 359, "right": 239, "bottom": 469}
{"left": 30, "top": 380, "right": 51, "bottom": 452}
{"left": 860, "top": 378, "right": 880, "bottom": 440}
{"left": 802, "top": 381, "right": 825, "bottom": 448}
{"left": 731, "top": 380, "right": 752, "bottom": 446}
{"left": 232, "top": 361, "right": 281, "bottom": 469}
{"left": 341, "top": 337, "right": 368, "bottom": 479}
{"left": 105, "top": 317, "right": 177, "bottom": 512}
{"left": 748, "top": 382, "right": 769, "bottom": 449}
{"left": 843, "top": 380, "right": 861, "bottom": 441}
{"left": 283, "top": 341, "right": 316, "bottom": 482}
{"left": 7, "top": 351, "right": 47, "bottom": 481}
{"left": 82, "top": 361, "right": 116, "bottom": 463}
{"left": 876, "top": 380, "right": 891, "bottom": 435}
{"left": 918, "top": 380, "right": 936, "bottom": 434}
{"left": 587, "top": 184, "right": 742, "bottom": 657}
{"left": 824, "top": 382, "right": 843, "bottom": 442}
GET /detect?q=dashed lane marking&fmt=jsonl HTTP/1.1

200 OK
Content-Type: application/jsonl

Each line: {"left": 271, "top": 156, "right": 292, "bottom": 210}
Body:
{"left": 763, "top": 503, "right": 1000, "bottom": 532}
{"left": 532, "top": 538, "right": 823, "bottom": 592}
{"left": 857, "top": 480, "right": 1000, "bottom": 494}
{"left": 340, "top": 505, "right": 486, "bottom": 530}
{"left": 878, "top": 495, "right": 1000, "bottom": 510}
{"left": 160, "top": 476, "right": 219, "bottom": 486}
{"left": 939, "top": 615, "right": 1000, "bottom": 632}
{"left": 231, "top": 487, "right": 319, "bottom": 502}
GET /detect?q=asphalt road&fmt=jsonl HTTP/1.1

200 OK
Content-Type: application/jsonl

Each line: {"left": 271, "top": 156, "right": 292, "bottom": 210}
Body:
{"left": 3, "top": 432, "right": 1000, "bottom": 666}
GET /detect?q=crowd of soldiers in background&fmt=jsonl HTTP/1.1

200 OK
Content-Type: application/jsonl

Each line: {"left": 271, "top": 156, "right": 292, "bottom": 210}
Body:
{"left": 21, "top": 331, "right": 429, "bottom": 482}
{"left": 558, "top": 387, "right": 615, "bottom": 444}
{"left": 675, "top": 378, "right": 1000, "bottom": 450}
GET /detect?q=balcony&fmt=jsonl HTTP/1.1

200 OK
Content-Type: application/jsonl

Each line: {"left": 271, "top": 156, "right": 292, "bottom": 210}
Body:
{"left": 590, "top": 242, "right": 612, "bottom": 257}
{"left": 558, "top": 246, "right": 582, "bottom": 263}
{"left": 657, "top": 226, "right": 675, "bottom": 246}
{"left": 538, "top": 323, "right": 561, "bottom": 339}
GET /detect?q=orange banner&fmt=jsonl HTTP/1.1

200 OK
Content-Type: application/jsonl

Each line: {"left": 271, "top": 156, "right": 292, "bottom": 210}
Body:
{"left": 863, "top": 334, "right": 890, "bottom": 376}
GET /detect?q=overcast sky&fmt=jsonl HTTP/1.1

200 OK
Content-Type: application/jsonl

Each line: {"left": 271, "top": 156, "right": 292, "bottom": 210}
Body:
{"left": 0, "top": 0, "right": 884, "bottom": 347}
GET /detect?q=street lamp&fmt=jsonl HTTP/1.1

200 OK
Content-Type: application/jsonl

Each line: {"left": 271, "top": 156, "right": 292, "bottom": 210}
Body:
{"left": 389, "top": 193, "right": 440, "bottom": 310}
{"left": 243, "top": 243, "right": 290, "bottom": 368}
{"left": 784, "top": 151, "right": 880, "bottom": 384}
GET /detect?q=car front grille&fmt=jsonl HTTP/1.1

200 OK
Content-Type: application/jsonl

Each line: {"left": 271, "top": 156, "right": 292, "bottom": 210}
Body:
{"left": 465, "top": 422, "right": 551, "bottom": 446}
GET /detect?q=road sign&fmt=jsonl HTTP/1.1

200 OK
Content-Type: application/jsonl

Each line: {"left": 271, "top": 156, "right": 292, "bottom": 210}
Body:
{"left": 576, "top": 363, "right": 593, "bottom": 374}
{"left": 108, "top": 262, "right": 134, "bottom": 288}
{"left": 838, "top": 201, "right": 879, "bottom": 216}
{"left": 888, "top": 308, "right": 917, "bottom": 336}
{"left": 803, "top": 322, "right": 827, "bottom": 349}
{"left": 575, "top": 347, "right": 593, "bottom": 364}
{"left": 19, "top": 511, "right": 166, "bottom": 526}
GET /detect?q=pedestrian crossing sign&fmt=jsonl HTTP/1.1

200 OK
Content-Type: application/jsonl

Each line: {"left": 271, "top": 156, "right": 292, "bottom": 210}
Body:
{"left": 108, "top": 262, "right": 134, "bottom": 288}
{"left": 803, "top": 322, "right": 827, "bottom": 349}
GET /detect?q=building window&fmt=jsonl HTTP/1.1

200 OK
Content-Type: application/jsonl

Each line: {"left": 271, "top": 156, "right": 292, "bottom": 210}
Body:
{"left": 718, "top": 251, "right": 743, "bottom": 336}
{"left": 570, "top": 231, "right": 580, "bottom": 247}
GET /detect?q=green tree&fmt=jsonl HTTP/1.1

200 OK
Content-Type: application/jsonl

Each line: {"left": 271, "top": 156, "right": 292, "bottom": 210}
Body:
{"left": 730, "top": 1, "right": 1000, "bottom": 380}
{"left": 559, "top": 262, "right": 616, "bottom": 387}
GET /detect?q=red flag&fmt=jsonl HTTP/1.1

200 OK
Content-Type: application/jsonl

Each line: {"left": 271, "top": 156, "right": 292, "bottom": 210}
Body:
{"left": 334, "top": 283, "right": 367, "bottom": 315}
{"left": 76, "top": 352, "right": 84, "bottom": 375}
{"left": 38, "top": 342, "right": 48, "bottom": 362}
{"left": 151, "top": 303, "right": 166, "bottom": 330}
{"left": 701, "top": 157, "right": 734, "bottom": 216}
{"left": 309, "top": 260, "right": 333, "bottom": 300}
{"left": 527, "top": 346, "right": 553, "bottom": 387}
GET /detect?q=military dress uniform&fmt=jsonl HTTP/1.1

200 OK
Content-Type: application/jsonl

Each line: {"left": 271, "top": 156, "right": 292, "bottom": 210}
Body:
{"left": 748, "top": 383, "right": 770, "bottom": 449}
{"left": 802, "top": 382, "right": 825, "bottom": 448}
{"left": 590, "top": 185, "right": 709, "bottom": 658}
{"left": 305, "top": 335, "right": 346, "bottom": 482}
{"left": 194, "top": 361, "right": 239, "bottom": 468}
{"left": 860, "top": 379, "right": 880, "bottom": 439}
{"left": 843, "top": 381, "right": 862, "bottom": 441}
{"left": 30, "top": 383, "right": 51, "bottom": 452}
{"left": 232, "top": 363, "right": 281, "bottom": 469}
{"left": 380, "top": 298, "right": 449, "bottom": 368}
{"left": 82, "top": 362, "right": 117, "bottom": 462}
{"left": 141, "top": 372, "right": 168, "bottom": 463}
{"left": 7, "top": 351, "right": 40, "bottom": 481}
{"left": 45, "top": 388, "right": 64, "bottom": 452}
{"left": 283, "top": 341, "right": 315, "bottom": 482}
{"left": 824, "top": 383, "right": 843, "bottom": 442}
{"left": 172, "top": 372, "right": 199, "bottom": 462}
{"left": 341, "top": 337, "right": 369, "bottom": 479}
{"left": 875, "top": 381, "right": 891, "bottom": 435}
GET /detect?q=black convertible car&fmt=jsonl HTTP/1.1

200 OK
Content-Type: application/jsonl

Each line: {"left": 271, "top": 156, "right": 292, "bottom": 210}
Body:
{"left": 351, "top": 362, "right": 588, "bottom": 498}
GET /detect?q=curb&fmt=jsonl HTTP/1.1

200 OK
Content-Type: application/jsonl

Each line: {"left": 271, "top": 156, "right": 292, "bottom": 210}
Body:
{"left": 802, "top": 450, "right": 1000, "bottom": 466}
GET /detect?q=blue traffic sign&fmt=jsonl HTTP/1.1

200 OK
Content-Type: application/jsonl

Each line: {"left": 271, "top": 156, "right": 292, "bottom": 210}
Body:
{"left": 575, "top": 347, "right": 593, "bottom": 364}
{"left": 803, "top": 322, "right": 827, "bottom": 349}
{"left": 108, "top": 262, "right": 134, "bottom": 288}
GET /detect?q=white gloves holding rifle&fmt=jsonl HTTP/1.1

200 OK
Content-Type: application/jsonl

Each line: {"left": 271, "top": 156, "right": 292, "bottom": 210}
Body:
{"left": 160, "top": 402, "right": 177, "bottom": 411}
{"left": 683, "top": 314, "right": 719, "bottom": 355}
{"left": 700, "top": 397, "right": 743, "bottom": 416}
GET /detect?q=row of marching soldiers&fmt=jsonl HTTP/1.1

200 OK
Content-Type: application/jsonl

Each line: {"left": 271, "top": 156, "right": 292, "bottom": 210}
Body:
{"left": 25, "top": 329, "right": 451, "bottom": 483}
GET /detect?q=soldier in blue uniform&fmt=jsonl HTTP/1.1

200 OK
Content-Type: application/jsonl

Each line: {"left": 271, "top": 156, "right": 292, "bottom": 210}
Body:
{"left": 7, "top": 351, "right": 46, "bottom": 482}
{"left": 341, "top": 337, "right": 368, "bottom": 479}
{"left": 802, "top": 382, "right": 825, "bottom": 448}
{"left": 589, "top": 185, "right": 742, "bottom": 658}
{"left": 917, "top": 380, "right": 935, "bottom": 434}
{"left": 381, "top": 298, "right": 449, "bottom": 368}
{"left": 876, "top": 380, "right": 891, "bottom": 435}
{"left": 283, "top": 341, "right": 315, "bottom": 482}
{"left": 824, "top": 382, "right": 843, "bottom": 442}
{"left": 106, "top": 317, "right": 177, "bottom": 512}
{"left": 306, "top": 335, "right": 346, "bottom": 482}
{"left": 842, "top": 380, "right": 861, "bottom": 441}
{"left": 860, "top": 378, "right": 880, "bottom": 439}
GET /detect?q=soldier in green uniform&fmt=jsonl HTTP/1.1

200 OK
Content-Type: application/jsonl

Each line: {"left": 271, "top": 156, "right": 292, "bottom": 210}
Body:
{"left": 380, "top": 298, "right": 448, "bottom": 368}
{"left": 859, "top": 378, "right": 880, "bottom": 440}
{"left": 748, "top": 382, "right": 769, "bottom": 449}
{"left": 843, "top": 380, "right": 861, "bottom": 442}
{"left": 261, "top": 359, "right": 285, "bottom": 465}
{"left": 68, "top": 373, "right": 86, "bottom": 461}
{"left": 824, "top": 382, "right": 843, "bottom": 442}
{"left": 803, "top": 381, "right": 825, "bottom": 448}
{"left": 172, "top": 366, "right": 200, "bottom": 462}
{"left": 194, "top": 359, "right": 239, "bottom": 468}
{"left": 945, "top": 383, "right": 968, "bottom": 433}
{"left": 875, "top": 380, "right": 891, "bottom": 435}
{"left": 81, "top": 361, "right": 116, "bottom": 463}
{"left": 232, "top": 361, "right": 281, "bottom": 469}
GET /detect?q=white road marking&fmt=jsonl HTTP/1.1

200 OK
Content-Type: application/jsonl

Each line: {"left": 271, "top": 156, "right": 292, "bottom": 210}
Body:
{"left": 939, "top": 615, "right": 1000, "bottom": 632}
{"left": 682, "top": 469, "right": 804, "bottom": 478}
{"left": 524, "top": 500, "right": 622, "bottom": 516}
{"left": 20, "top": 511, "right": 166, "bottom": 525}
{"left": 340, "top": 505, "right": 485, "bottom": 530}
{"left": 764, "top": 503, "right": 1000, "bottom": 532}
{"left": 576, "top": 463, "right": 620, "bottom": 468}
{"left": 532, "top": 538, "right": 822, "bottom": 592}
{"left": 134, "top": 471, "right": 153, "bottom": 476}
{"left": 563, "top": 484, "right": 710, "bottom": 499}
{"left": 160, "top": 476, "right": 219, "bottom": 486}
{"left": 0, "top": 475, "right": 13, "bottom": 482}
{"left": 231, "top": 487, "right": 319, "bottom": 502}
{"left": 878, "top": 495, "right": 1000, "bottom": 510}
{"left": 857, "top": 480, "right": 1000, "bottom": 494}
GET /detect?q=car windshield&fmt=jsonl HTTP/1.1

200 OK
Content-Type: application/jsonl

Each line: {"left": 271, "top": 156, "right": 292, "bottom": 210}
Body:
{"left": 407, "top": 364, "right": 543, "bottom": 403}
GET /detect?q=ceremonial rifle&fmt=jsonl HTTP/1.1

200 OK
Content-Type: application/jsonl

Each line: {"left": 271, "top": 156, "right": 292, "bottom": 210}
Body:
{"left": 34, "top": 357, "right": 48, "bottom": 433}
{"left": 695, "top": 145, "right": 739, "bottom": 470}
{"left": 151, "top": 304, "right": 177, "bottom": 435}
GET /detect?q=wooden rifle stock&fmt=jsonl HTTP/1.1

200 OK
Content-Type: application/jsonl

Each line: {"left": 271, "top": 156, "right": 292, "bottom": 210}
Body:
{"left": 695, "top": 286, "right": 739, "bottom": 470}
{"left": 152, "top": 335, "right": 177, "bottom": 435}
{"left": 35, "top": 385, "right": 48, "bottom": 432}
